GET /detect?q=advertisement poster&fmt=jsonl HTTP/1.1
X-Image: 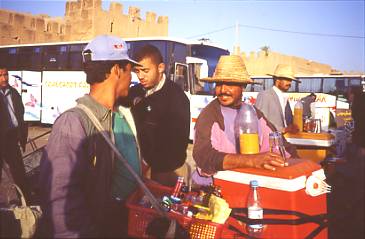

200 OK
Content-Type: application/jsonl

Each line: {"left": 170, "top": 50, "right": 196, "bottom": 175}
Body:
{"left": 41, "top": 71, "right": 89, "bottom": 124}
{"left": 22, "top": 71, "right": 42, "bottom": 121}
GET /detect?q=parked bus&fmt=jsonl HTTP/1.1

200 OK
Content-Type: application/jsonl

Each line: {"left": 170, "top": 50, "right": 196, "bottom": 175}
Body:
{"left": 246, "top": 74, "right": 364, "bottom": 96}
{"left": 0, "top": 37, "right": 229, "bottom": 139}
{"left": 197, "top": 74, "right": 364, "bottom": 131}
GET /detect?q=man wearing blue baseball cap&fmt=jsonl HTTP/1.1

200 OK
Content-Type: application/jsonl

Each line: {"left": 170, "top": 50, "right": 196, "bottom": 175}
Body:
{"left": 39, "top": 35, "right": 141, "bottom": 237}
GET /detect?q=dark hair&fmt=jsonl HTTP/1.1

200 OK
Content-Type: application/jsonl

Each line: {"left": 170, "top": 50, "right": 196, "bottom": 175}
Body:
{"left": 83, "top": 60, "right": 130, "bottom": 84}
{"left": 133, "top": 44, "right": 163, "bottom": 65}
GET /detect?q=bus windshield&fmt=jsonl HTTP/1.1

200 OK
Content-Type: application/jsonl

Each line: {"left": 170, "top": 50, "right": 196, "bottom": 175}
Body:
{"left": 190, "top": 44, "right": 229, "bottom": 95}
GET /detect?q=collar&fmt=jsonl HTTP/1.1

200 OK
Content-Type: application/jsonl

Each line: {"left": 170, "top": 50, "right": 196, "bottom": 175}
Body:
{"left": 145, "top": 74, "right": 166, "bottom": 97}
{"left": 76, "top": 94, "right": 111, "bottom": 122}
{"left": 272, "top": 85, "right": 284, "bottom": 98}
{"left": 0, "top": 87, "right": 10, "bottom": 96}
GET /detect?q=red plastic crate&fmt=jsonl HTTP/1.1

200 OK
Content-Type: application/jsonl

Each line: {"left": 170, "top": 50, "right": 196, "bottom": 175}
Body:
{"left": 126, "top": 182, "right": 224, "bottom": 239}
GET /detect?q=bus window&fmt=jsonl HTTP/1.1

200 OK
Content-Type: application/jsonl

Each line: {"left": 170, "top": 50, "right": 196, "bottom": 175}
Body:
{"left": 171, "top": 42, "right": 187, "bottom": 66}
{"left": 250, "top": 78, "right": 265, "bottom": 92}
{"left": 298, "top": 78, "right": 322, "bottom": 93}
{"left": 32, "top": 47, "right": 43, "bottom": 70}
{"left": 69, "top": 43, "right": 86, "bottom": 70}
{"left": 322, "top": 77, "right": 336, "bottom": 93}
{"left": 174, "top": 63, "right": 188, "bottom": 91}
{"left": 348, "top": 78, "right": 361, "bottom": 86}
{"left": 0, "top": 48, "right": 17, "bottom": 70}
{"left": 190, "top": 63, "right": 211, "bottom": 95}
{"left": 0, "top": 48, "right": 9, "bottom": 68}
{"left": 43, "top": 45, "right": 68, "bottom": 70}
{"left": 191, "top": 45, "right": 229, "bottom": 77}
{"left": 18, "top": 46, "right": 42, "bottom": 70}
{"left": 263, "top": 78, "right": 274, "bottom": 90}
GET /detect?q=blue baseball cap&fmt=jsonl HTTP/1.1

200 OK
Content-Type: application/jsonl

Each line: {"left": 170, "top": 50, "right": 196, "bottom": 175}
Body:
{"left": 82, "top": 35, "right": 140, "bottom": 66}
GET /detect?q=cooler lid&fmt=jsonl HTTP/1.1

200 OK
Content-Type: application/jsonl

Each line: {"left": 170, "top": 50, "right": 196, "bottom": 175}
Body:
{"left": 285, "top": 132, "right": 335, "bottom": 140}
{"left": 285, "top": 132, "right": 335, "bottom": 147}
{"left": 214, "top": 158, "right": 325, "bottom": 192}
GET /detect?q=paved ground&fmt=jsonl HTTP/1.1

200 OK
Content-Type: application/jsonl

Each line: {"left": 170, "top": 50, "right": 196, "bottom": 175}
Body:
{"left": 5, "top": 125, "right": 364, "bottom": 238}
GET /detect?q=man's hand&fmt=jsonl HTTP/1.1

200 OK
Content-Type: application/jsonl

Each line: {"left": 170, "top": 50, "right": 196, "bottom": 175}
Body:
{"left": 248, "top": 152, "right": 287, "bottom": 171}
{"left": 223, "top": 152, "right": 288, "bottom": 172}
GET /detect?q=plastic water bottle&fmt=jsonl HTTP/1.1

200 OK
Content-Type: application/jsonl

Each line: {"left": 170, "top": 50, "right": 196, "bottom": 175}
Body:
{"left": 235, "top": 102, "right": 259, "bottom": 154}
{"left": 247, "top": 180, "right": 263, "bottom": 235}
{"left": 293, "top": 100, "right": 303, "bottom": 131}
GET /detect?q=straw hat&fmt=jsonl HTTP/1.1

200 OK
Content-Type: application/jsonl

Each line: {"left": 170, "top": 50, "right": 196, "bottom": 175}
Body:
{"left": 268, "top": 64, "right": 301, "bottom": 82}
{"left": 200, "top": 55, "right": 253, "bottom": 84}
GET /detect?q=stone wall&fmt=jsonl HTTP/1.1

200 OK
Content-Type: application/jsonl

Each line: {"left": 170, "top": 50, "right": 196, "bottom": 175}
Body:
{"left": 240, "top": 50, "right": 334, "bottom": 76}
{"left": 0, "top": 0, "right": 168, "bottom": 45}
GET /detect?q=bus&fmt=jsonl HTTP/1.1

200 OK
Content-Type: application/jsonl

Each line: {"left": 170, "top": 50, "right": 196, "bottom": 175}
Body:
{"left": 0, "top": 37, "right": 229, "bottom": 139}
{"left": 243, "top": 74, "right": 364, "bottom": 107}
{"left": 241, "top": 74, "right": 364, "bottom": 131}
{"left": 181, "top": 72, "right": 362, "bottom": 132}
{"left": 246, "top": 74, "right": 364, "bottom": 96}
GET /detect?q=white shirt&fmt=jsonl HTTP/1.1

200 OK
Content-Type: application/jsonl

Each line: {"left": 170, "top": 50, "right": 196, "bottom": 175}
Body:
{"left": 145, "top": 74, "right": 166, "bottom": 97}
{"left": 272, "top": 86, "right": 288, "bottom": 127}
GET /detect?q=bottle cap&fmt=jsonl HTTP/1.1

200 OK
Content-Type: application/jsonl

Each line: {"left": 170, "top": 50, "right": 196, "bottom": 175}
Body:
{"left": 250, "top": 180, "right": 259, "bottom": 187}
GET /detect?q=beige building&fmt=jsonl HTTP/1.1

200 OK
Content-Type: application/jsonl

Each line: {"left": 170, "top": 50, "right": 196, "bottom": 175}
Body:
{"left": 0, "top": 0, "right": 168, "bottom": 45}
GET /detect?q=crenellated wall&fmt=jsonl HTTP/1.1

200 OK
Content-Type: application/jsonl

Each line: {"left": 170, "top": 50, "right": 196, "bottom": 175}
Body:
{"left": 0, "top": 0, "right": 168, "bottom": 45}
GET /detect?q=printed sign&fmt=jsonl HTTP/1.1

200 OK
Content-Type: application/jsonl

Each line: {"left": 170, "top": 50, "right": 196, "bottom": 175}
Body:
{"left": 41, "top": 71, "right": 89, "bottom": 124}
{"left": 22, "top": 71, "right": 42, "bottom": 121}
{"left": 8, "top": 71, "right": 22, "bottom": 94}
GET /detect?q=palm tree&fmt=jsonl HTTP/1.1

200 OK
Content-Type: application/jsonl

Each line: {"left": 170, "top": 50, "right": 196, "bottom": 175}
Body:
{"left": 260, "top": 46, "right": 270, "bottom": 56}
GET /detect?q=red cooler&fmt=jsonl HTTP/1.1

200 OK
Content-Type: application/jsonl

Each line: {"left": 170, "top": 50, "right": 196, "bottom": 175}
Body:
{"left": 214, "top": 158, "right": 328, "bottom": 239}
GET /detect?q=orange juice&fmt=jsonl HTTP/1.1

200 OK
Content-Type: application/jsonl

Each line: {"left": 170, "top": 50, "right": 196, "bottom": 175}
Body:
{"left": 239, "top": 133, "right": 259, "bottom": 154}
{"left": 293, "top": 108, "right": 303, "bottom": 131}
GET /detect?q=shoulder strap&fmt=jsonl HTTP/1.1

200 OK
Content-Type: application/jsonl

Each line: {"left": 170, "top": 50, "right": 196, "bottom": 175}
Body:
{"left": 2, "top": 162, "right": 27, "bottom": 206}
{"left": 76, "top": 104, "right": 167, "bottom": 217}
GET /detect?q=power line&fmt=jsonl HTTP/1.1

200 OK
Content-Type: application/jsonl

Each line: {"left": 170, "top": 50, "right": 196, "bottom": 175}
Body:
{"left": 240, "top": 24, "right": 364, "bottom": 39}
{"left": 187, "top": 23, "right": 364, "bottom": 39}
{"left": 187, "top": 25, "right": 235, "bottom": 39}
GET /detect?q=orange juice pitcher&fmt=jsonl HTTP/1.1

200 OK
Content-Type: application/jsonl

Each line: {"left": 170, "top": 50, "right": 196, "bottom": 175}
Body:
{"left": 293, "top": 100, "right": 303, "bottom": 131}
{"left": 235, "top": 102, "right": 259, "bottom": 154}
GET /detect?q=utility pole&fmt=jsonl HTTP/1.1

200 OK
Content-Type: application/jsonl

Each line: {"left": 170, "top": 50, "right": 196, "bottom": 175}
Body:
{"left": 233, "top": 21, "right": 241, "bottom": 56}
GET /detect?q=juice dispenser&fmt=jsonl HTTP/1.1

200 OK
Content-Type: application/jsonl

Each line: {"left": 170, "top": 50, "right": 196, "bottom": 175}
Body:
{"left": 293, "top": 100, "right": 303, "bottom": 131}
{"left": 235, "top": 103, "right": 259, "bottom": 154}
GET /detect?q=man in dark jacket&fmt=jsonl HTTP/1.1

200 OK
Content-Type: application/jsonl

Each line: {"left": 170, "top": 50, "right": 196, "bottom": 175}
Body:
{"left": 301, "top": 92, "right": 316, "bottom": 119}
{"left": 0, "top": 66, "right": 29, "bottom": 200}
{"left": 39, "top": 35, "right": 140, "bottom": 237}
{"left": 130, "top": 44, "right": 190, "bottom": 186}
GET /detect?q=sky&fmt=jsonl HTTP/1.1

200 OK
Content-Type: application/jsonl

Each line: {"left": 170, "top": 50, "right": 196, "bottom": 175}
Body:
{"left": 0, "top": 0, "right": 364, "bottom": 72}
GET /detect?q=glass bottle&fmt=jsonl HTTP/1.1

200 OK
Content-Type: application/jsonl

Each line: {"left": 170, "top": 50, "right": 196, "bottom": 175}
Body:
{"left": 293, "top": 100, "right": 303, "bottom": 132}
{"left": 247, "top": 180, "right": 263, "bottom": 235}
{"left": 235, "top": 102, "right": 259, "bottom": 154}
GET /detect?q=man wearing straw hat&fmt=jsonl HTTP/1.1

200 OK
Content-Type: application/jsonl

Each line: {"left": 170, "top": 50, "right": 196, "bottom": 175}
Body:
{"left": 255, "top": 64, "right": 301, "bottom": 134}
{"left": 193, "top": 55, "right": 295, "bottom": 177}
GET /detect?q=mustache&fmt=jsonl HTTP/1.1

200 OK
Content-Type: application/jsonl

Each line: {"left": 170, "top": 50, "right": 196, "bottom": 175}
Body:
{"left": 217, "top": 93, "right": 232, "bottom": 97}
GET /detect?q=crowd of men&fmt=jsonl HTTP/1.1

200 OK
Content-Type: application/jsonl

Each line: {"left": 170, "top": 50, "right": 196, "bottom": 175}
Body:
{"left": 1, "top": 34, "right": 364, "bottom": 238}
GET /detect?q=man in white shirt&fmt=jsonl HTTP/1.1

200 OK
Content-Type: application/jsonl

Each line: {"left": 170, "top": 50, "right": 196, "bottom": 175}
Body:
{"left": 255, "top": 64, "right": 300, "bottom": 134}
